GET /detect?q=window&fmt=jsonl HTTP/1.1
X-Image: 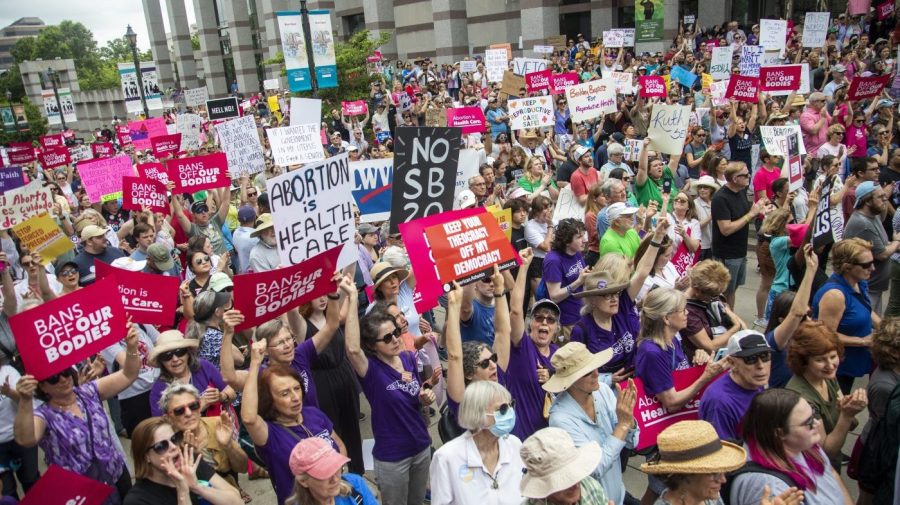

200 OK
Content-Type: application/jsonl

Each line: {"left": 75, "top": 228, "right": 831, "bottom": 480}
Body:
{"left": 343, "top": 13, "right": 365, "bottom": 36}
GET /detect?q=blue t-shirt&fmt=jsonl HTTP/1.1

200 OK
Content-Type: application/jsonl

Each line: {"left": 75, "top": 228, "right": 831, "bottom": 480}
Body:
{"left": 503, "top": 334, "right": 557, "bottom": 441}
{"left": 460, "top": 299, "right": 495, "bottom": 345}
{"left": 486, "top": 108, "right": 508, "bottom": 139}
{"left": 542, "top": 250, "right": 585, "bottom": 326}
{"left": 635, "top": 338, "right": 690, "bottom": 396}
{"left": 336, "top": 473, "right": 379, "bottom": 505}
{"left": 812, "top": 273, "right": 873, "bottom": 377}
{"left": 570, "top": 291, "right": 640, "bottom": 373}
{"left": 765, "top": 330, "right": 792, "bottom": 389}
{"left": 699, "top": 373, "right": 761, "bottom": 441}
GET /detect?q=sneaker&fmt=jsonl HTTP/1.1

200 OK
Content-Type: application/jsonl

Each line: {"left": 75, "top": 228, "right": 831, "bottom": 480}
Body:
{"left": 753, "top": 318, "right": 768, "bottom": 328}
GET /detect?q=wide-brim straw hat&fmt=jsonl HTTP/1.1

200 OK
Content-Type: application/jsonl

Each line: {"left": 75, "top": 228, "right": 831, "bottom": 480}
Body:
{"left": 543, "top": 342, "right": 613, "bottom": 393}
{"left": 520, "top": 427, "right": 601, "bottom": 498}
{"left": 640, "top": 420, "right": 747, "bottom": 474}
{"left": 250, "top": 213, "right": 274, "bottom": 238}
{"left": 369, "top": 262, "right": 409, "bottom": 289}
{"left": 575, "top": 271, "right": 628, "bottom": 298}
{"left": 147, "top": 330, "right": 198, "bottom": 367}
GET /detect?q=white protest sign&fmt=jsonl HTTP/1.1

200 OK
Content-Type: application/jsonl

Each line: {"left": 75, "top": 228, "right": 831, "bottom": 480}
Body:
{"left": 460, "top": 60, "right": 477, "bottom": 73}
{"left": 512, "top": 58, "right": 549, "bottom": 76}
{"left": 624, "top": 139, "right": 643, "bottom": 162}
{"left": 710, "top": 80, "right": 730, "bottom": 106}
{"left": 802, "top": 13, "right": 830, "bottom": 48}
{"left": 264, "top": 78, "right": 281, "bottom": 90}
{"left": 69, "top": 145, "right": 92, "bottom": 163}
{"left": 759, "top": 19, "right": 787, "bottom": 50}
{"left": 768, "top": 63, "right": 810, "bottom": 96}
{"left": 217, "top": 115, "right": 265, "bottom": 176}
{"left": 761, "top": 51, "right": 783, "bottom": 67}
{"left": 648, "top": 103, "right": 691, "bottom": 155}
{"left": 508, "top": 97, "right": 554, "bottom": 131}
{"left": 739, "top": 46, "right": 763, "bottom": 77}
{"left": 184, "top": 87, "right": 209, "bottom": 107}
{"left": 266, "top": 153, "right": 358, "bottom": 269}
{"left": 611, "top": 72, "right": 634, "bottom": 94}
{"left": 0, "top": 180, "right": 54, "bottom": 229}
{"left": 603, "top": 30, "right": 624, "bottom": 48}
{"left": 551, "top": 186, "right": 585, "bottom": 225}
{"left": 621, "top": 29, "right": 636, "bottom": 47}
{"left": 710, "top": 46, "right": 733, "bottom": 80}
{"left": 455, "top": 149, "right": 481, "bottom": 198}
{"left": 176, "top": 113, "right": 202, "bottom": 151}
{"left": 485, "top": 49, "right": 509, "bottom": 83}
{"left": 565, "top": 80, "right": 616, "bottom": 123}
{"left": 398, "top": 93, "right": 413, "bottom": 112}
{"left": 290, "top": 97, "right": 323, "bottom": 126}
{"left": 267, "top": 123, "right": 325, "bottom": 166}
{"left": 760, "top": 125, "right": 807, "bottom": 155}
{"left": 533, "top": 45, "right": 554, "bottom": 54}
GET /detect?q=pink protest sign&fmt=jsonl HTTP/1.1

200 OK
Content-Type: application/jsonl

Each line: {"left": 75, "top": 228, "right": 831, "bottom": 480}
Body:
{"left": 877, "top": 0, "right": 894, "bottom": 19}
{"left": 20, "top": 464, "right": 113, "bottom": 505}
{"left": 639, "top": 75, "right": 667, "bottom": 97}
{"left": 759, "top": 66, "right": 802, "bottom": 92}
{"left": 847, "top": 74, "right": 891, "bottom": 100}
{"left": 849, "top": 0, "right": 871, "bottom": 15}
{"left": 38, "top": 147, "right": 71, "bottom": 169}
{"left": 95, "top": 261, "right": 179, "bottom": 325}
{"left": 341, "top": 100, "right": 368, "bottom": 116}
{"left": 128, "top": 117, "right": 169, "bottom": 150}
{"left": 725, "top": 75, "right": 760, "bottom": 102}
{"left": 165, "top": 152, "right": 230, "bottom": 193}
{"left": 77, "top": 154, "right": 135, "bottom": 203}
{"left": 121, "top": 176, "right": 169, "bottom": 214}
{"left": 525, "top": 69, "right": 552, "bottom": 93}
{"left": 137, "top": 161, "right": 170, "bottom": 185}
{"left": 8, "top": 142, "right": 36, "bottom": 164}
{"left": 446, "top": 106, "right": 487, "bottom": 134}
{"left": 39, "top": 134, "right": 64, "bottom": 149}
{"left": 116, "top": 125, "right": 132, "bottom": 146}
{"left": 550, "top": 72, "right": 579, "bottom": 95}
{"left": 150, "top": 133, "right": 182, "bottom": 158}
{"left": 91, "top": 142, "right": 115, "bottom": 158}
{"left": 632, "top": 365, "right": 717, "bottom": 450}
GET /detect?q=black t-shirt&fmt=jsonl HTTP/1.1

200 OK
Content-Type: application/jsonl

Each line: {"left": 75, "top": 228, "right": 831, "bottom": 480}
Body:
{"left": 556, "top": 160, "right": 578, "bottom": 184}
{"left": 74, "top": 247, "right": 126, "bottom": 286}
{"left": 711, "top": 185, "right": 751, "bottom": 259}
{"left": 123, "top": 461, "right": 216, "bottom": 505}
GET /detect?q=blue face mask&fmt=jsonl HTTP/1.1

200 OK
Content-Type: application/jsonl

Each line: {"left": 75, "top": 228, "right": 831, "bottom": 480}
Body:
{"left": 488, "top": 406, "right": 516, "bottom": 438}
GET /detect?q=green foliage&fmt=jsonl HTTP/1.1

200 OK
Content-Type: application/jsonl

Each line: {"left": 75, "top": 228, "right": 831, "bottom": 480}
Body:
{"left": 0, "top": 97, "right": 48, "bottom": 145}
{"left": 191, "top": 33, "right": 201, "bottom": 51}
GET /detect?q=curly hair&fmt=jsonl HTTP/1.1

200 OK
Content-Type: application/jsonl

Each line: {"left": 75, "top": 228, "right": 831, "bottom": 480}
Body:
{"left": 787, "top": 321, "right": 845, "bottom": 376}
{"left": 551, "top": 218, "right": 585, "bottom": 252}
{"left": 461, "top": 341, "right": 492, "bottom": 382}
{"left": 872, "top": 317, "right": 900, "bottom": 371}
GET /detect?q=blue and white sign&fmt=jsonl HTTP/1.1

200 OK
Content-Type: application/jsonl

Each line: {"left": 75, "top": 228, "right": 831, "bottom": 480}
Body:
{"left": 350, "top": 158, "right": 393, "bottom": 223}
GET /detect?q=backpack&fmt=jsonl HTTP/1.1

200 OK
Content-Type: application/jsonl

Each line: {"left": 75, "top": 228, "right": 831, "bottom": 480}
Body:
{"left": 721, "top": 461, "right": 797, "bottom": 505}
{"left": 856, "top": 382, "right": 900, "bottom": 505}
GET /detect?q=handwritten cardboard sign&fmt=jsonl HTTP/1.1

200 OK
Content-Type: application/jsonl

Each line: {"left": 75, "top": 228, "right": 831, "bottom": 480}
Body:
{"left": 267, "top": 123, "right": 325, "bottom": 166}
{"left": 77, "top": 155, "right": 134, "bottom": 203}
{"left": 739, "top": 45, "right": 763, "bottom": 77}
{"left": 0, "top": 181, "right": 54, "bottom": 229}
{"left": 484, "top": 48, "right": 509, "bottom": 82}
{"left": 19, "top": 464, "right": 113, "bottom": 505}
{"left": 424, "top": 211, "right": 519, "bottom": 287}
{"left": 184, "top": 87, "right": 210, "bottom": 107}
{"left": 500, "top": 71, "right": 527, "bottom": 97}
{"left": 512, "top": 58, "right": 549, "bottom": 76}
{"left": 847, "top": 74, "right": 891, "bottom": 101}
{"left": 802, "top": 12, "right": 830, "bottom": 47}
{"left": 166, "top": 152, "right": 230, "bottom": 194}
{"left": 639, "top": 76, "right": 667, "bottom": 97}
{"left": 709, "top": 46, "right": 733, "bottom": 81}
{"left": 759, "top": 66, "right": 801, "bottom": 92}
{"left": 446, "top": 106, "right": 486, "bottom": 134}
{"left": 760, "top": 125, "right": 807, "bottom": 156}
{"left": 176, "top": 113, "right": 202, "bottom": 152}
{"left": 350, "top": 158, "right": 393, "bottom": 223}
{"left": 150, "top": 133, "right": 182, "bottom": 158}
{"left": 12, "top": 213, "right": 74, "bottom": 264}
{"left": 94, "top": 261, "right": 180, "bottom": 326}
{"left": 38, "top": 147, "right": 71, "bottom": 170}
{"left": 566, "top": 80, "right": 617, "bottom": 123}
{"left": 508, "top": 97, "right": 554, "bottom": 131}
{"left": 217, "top": 115, "right": 265, "bottom": 176}
{"left": 759, "top": 19, "right": 787, "bottom": 50}
{"left": 648, "top": 103, "right": 691, "bottom": 155}
{"left": 726, "top": 75, "right": 760, "bottom": 102}
{"left": 550, "top": 72, "right": 579, "bottom": 95}
{"left": 122, "top": 176, "right": 168, "bottom": 214}
{"left": 611, "top": 71, "right": 634, "bottom": 94}
{"left": 632, "top": 365, "right": 713, "bottom": 450}
{"left": 525, "top": 69, "right": 552, "bottom": 93}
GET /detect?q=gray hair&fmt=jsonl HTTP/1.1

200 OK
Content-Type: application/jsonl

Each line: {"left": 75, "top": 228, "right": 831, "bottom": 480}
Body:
{"left": 600, "top": 178, "right": 624, "bottom": 198}
{"left": 462, "top": 341, "right": 491, "bottom": 381}
{"left": 158, "top": 382, "right": 200, "bottom": 413}
{"left": 607, "top": 143, "right": 625, "bottom": 156}
{"left": 457, "top": 381, "right": 512, "bottom": 432}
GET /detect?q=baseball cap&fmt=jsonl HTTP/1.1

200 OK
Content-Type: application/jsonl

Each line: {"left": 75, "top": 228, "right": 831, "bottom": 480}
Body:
{"left": 80, "top": 225, "right": 107, "bottom": 241}
{"left": 854, "top": 181, "right": 878, "bottom": 208}
{"left": 573, "top": 145, "right": 591, "bottom": 160}
{"left": 607, "top": 202, "right": 638, "bottom": 221}
{"left": 610, "top": 132, "right": 626, "bottom": 143}
{"left": 531, "top": 299, "right": 561, "bottom": 317}
{"left": 111, "top": 257, "right": 147, "bottom": 272}
{"left": 358, "top": 223, "right": 379, "bottom": 235}
{"left": 808, "top": 92, "right": 827, "bottom": 103}
{"left": 237, "top": 205, "right": 257, "bottom": 224}
{"left": 288, "top": 437, "right": 350, "bottom": 480}
{"left": 725, "top": 330, "right": 771, "bottom": 358}
{"left": 190, "top": 200, "right": 210, "bottom": 214}
{"left": 209, "top": 272, "right": 233, "bottom": 292}
{"left": 455, "top": 189, "right": 477, "bottom": 209}
{"left": 832, "top": 63, "right": 847, "bottom": 73}
{"left": 146, "top": 243, "right": 175, "bottom": 271}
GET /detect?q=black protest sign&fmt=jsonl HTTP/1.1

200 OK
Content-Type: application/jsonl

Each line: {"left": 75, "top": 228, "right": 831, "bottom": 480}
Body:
{"left": 389, "top": 127, "right": 462, "bottom": 233}
{"left": 812, "top": 175, "right": 841, "bottom": 249}
{"left": 206, "top": 97, "right": 240, "bottom": 120}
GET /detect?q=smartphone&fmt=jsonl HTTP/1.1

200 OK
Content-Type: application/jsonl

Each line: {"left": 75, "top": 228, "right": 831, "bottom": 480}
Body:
{"left": 713, "top": 347, "right": 728, "bottom": 362}
{"left": 662, "top": 179, "right": 673, "bottom": 194}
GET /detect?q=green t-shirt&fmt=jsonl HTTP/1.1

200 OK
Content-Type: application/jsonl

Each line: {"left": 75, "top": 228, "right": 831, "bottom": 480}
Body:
{"left": 635, "top": 166, "right": 678, "bottom": 211}
{"left": 516, "top": 176, "right": 558, "bottom": 194}
{"left": 599, "top": 228, "right": 641, "bottom": 259}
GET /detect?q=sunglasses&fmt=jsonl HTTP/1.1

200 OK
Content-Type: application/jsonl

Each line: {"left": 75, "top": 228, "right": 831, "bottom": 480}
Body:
{"left": 149, "top": 430, "right": 185, "bottom": 455}
{"left": 20, "top": 260, "right": 36, "bottom": 268}
{"left": 247, "top": 192, "right": 258, "bottom": 197}
{"left": 58, "top": 268, "right": 78, "bottom": 277}
{"left": 477, "top": 353, "right": 499, "bottom": 369}
{"left": 42, "top": 369, "right": 75, "bottom": 385}
{"left": 739, "top": 352, "right": 772, "bottom": 365}
{"left": 479, "top": 277, "right": 494, "bottom": 284}
{"left": 492, "top": 399, "right": 516, "bottom": 416}
{"left": 169, "top": 400, "right": 201, "bottom": 417}
{"left": 159, "top": 347, "right": 189, "bottom": 362}
{"left": 194, "top": 256, "right": 211, "bottom": 266}
{"left": 377, "top": 327, "right": 402, "bottom": 344}
{"left": 854, "top": 260, "right": 875, "bottom": 269}
{"left": 533, "top": 314, "right": 558, "bottom": 324}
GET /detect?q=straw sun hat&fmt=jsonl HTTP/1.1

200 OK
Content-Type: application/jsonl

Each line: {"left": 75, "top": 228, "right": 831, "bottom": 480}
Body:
{"left": 520, "top": 427, "right": 601, "bottom": 498}
{"left": 542, "top": 342, "right": 613, "bottom": 393}
{"left": 640, "top": 420, "right": 747, "bottom": 474}
{"left": 147, "top": 330, "right": 198, "bottom": 367}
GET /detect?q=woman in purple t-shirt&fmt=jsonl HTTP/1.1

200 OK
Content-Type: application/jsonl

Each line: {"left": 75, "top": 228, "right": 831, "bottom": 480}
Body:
{"left": 542, "top": 218, "right": 589, "bottom": 338}
{"left": 345, "top": 277, "right": 436, "bottom": 505}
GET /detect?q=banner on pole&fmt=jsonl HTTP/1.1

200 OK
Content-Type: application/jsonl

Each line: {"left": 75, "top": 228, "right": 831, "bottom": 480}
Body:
{"left": 309, "top": 10, "right": 338, "bottom": 89}
{"left": 277, "top": 11, "right": 312, "bottom": 92}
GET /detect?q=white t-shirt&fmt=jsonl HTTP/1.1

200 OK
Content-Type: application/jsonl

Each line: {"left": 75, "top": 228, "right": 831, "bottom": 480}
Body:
{"left": 666, "top": 214, "right": 701, "bottom": 251}
{"left": 100, "top": 324, "right": 160, "bottom": 400}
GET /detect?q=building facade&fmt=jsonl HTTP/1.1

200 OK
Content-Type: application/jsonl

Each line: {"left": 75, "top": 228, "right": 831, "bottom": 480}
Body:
{"left": 0, "top": 17, "right": 46, "bottom": 70}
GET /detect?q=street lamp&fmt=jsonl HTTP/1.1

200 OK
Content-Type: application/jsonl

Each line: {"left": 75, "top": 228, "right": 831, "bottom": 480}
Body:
{"left": 300, "top": 0, "right": 318, "bottom": 95}
{"left": 124, "top": 25, "right": 151, "bottom": 118}
{"left": 45, "top": 67, "right": 66, "bottom": 131}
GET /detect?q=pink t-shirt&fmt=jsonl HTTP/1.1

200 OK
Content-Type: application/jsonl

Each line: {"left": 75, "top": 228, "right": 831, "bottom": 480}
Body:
{"left": 845, "top": 124, "right": 868, "bottom": 157}
{"left": 752, "top": 165, "right": 782, "bottom": 201}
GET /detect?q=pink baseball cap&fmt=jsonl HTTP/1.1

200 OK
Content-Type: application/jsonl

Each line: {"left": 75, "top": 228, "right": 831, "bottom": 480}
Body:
{"left": 786, "top": 223, "right": 808, "bottom": 248}
{"left": 288, "top": 438, "right": 350, "bottom": 480}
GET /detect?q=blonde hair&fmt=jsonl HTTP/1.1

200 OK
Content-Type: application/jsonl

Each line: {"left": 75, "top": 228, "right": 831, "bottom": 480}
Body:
{"left": 638, "top": 288, "right": 686, "bottom": 349}
{"left": 595, "top": 253, "right": 631, "bottom": 285}
{"left": 827, "top": 123, "right": 845, "bottom": 136}
{"left": 760, "top": 208, "right": 792, "bottom": 236}
{"left": 286, "top": 478, "right": 353, "bottom": 505}
{"left": 523, "top": 156, "right": 546, "bottom": 182}
{"left": 689, "top": 260, "right": 731, "bottom": 299}
{"left": 832, "top": 238, "right": 873, "bottom": 276}
{"left": 724, "top": 161, "right": 747, "bottom": 182}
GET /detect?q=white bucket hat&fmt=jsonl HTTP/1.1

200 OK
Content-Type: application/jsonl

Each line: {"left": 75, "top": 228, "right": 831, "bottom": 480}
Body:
{"left": 520, "top": 427, "right": 601, "bottom": 498}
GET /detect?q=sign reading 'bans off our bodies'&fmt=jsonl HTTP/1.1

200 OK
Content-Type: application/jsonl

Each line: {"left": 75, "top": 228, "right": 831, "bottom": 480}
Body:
{"left": 266, "top": 153, "right": 358, "bottom": 269}
{"left": 166, "top": 152, "right": 230, "bottom": 193}
{"left": 122, "top": 176, "right": 169, "bottom": 214}
{"left": 424, "top": 211, "right": 519, "bottom": 287}
{"left": 9, "top": 276, "right": 127, "bottom": 381}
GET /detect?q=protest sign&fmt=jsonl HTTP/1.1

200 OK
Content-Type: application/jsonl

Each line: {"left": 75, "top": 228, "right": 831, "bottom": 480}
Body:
{"left": 263, "top": 78, "right": 281, "bottom": 90}
{"left": 603, "top": 30, "right": 624, "bottom": 48}
{"left": 849, "top": 0, "right": 871, "bottom": 15}
{"left": 267, "top": 153, "right": 358, "bottom": 268}
{"left": 78, "top": 155, "right": 135, "bottom": 203}
{"left": 759, "top": 66, "right": 801, "bottom": 92}
{"left": 184, "top": 87, "right": 209, "bottom": 107}
{"left": 217, "top": 115, "right": 265, "bottom": 176}
{"left": 802, "top": 12, "right": 830, "bottom": 47}
{"left": 624, "top": 139, "right": 643, "bottom": 162}
{"left": 648, "top": 104, "right": 691, "bottom": 155}
{"left": 232, "top": 247, "right": 340, "bottom": 332}
{"left": 533, "top": 45, "right": 554, "bottom": 54}
{"left": 137, "top": 162, "right": 170, "bottom": 185}
{"left": 39, "top": 134, "right": 64, "bottom": 149}
{"left": 620, "top": 28, "right": 636, "bottom": 46}
{"left": 739, "top": 45, "right": 763, "bottom": 77}
{"left": 812, "top": 175, "right": 841, "bottom": 249}
{"left": 525, "top": 69, "right": 552, "bottom": 93}
{"left": 8, "top": 143, "right": 36, "bottom": 164}
{"left": 94, "top": 261, "right": 180, "bottom": 326}
{"left": 551, "top": 185, "right": 586, "bottom": 225}
{"left": 341, "top": 100, "right": 368, "bottom": 116}
{"left": 0, "top": 167, "right": 24, "bottom": 193}
{"left": 459, "top": 60, "right": 477, "bottom": 73}
{"left": 500, "top": 71, "right": 526, "bottom": 97}
{"left": 669, "top": 66, "right": 698, "bottom": 88}
{"left": 490, "top": 43, "right": 513, "bottom": 60}
{"left": 69, "top": 145, "right": 92, "bottom": 163}
{"left": 639, "top": 75, "right": 667, "bottom": 98}
{"left": 709, "top": 46, "right": 733, "bottom": 80}
{"left": 847, "top": 74, "right": 891, "bottom": 101}
{"left": 267, "top": 123, "right": 324, "bottom": 166}
{"left": 290, "top": 97, "right": 323, "bottom": 126}
{"left": 12, "top": 213, "right": 74, "bottom": 264}
{"left": 446, "top": 106, "right": 486, "bottom": 134}
{"left": 116, "top": 125, "right": 132, "bottom": 147}
{"left": 484, "top": 48, "right": 509, "bottom": 82}
{"left": 9, "top": 276, "right": 126, "bottom": 381}
{"left": 455, "top": 148, "right": 480, "bottom": 199}
{"left": 550, "top": 72, "right": 579, "bottom": 95}
{"left": 487, "top": 205, "right": 513, "bottom": 240}
{"left": 166, "top": 153, "right": 229, "bottom": 194}
{"left": 38, "top": 147, "right": 70, "bottom": 170}
{"left": 176, "top": 113, "right": 202, "bottom": 151}
{"left": 425, "top": 211, "right": 519, "bottom": 287}
{"left": 759, "top": 19, "right": 787, "bottom": 50}
{"left": 267, "top": 96, "right": 280, "bottom": 114}
{"left": 0, "top": 181, "right": 54, "bottom": 229}
{"left": 508, "top": 97, "right": 554, "bottom": 131}
{"left": 389, "top": 127, "right": 461, "bottom": 233}
{"left": 566, "top": 80, "right": 616, "bottom": 123}
{"left": 760, "top": 125, "right": 807, "bottom": 155}
{"left": 768, "top": 64, "right": 810, "bottom": 96}
{"left": 402, "top": 208, "right": 483, "bottom": 314}
{"left": 128, "top": 117, "right": 168, "bottom": 150}
{"left": 150, "top": 133, "right": 182, "bottom": 158}
{"left": 709, "top": 80, "right": 730, "bottom": 106}
{"left": 611, "top": 72, "right": 634, "bottom": 94}
{"left": 878, "top": 0, "right": 894, "bottom": 19}
{"left": 632, "top": 365, "right": 713, "bottom": 450}
{"left": 91, "top": 142, "right": 114, "bottom": 159}
{"left": 19, "top": 464, "right": 113, "bottom": 505}
{"left": 512, "top": 58, "right": 549, "bottom": 76}
{"left": 783, "top": 132, "right": 804, "bottom": 192}
{"left": 351, "top": 158, "right": 393, "bottom": 223}
{"left": 206, "top": 97, "right": 241, "bottom": 120}
{"left": 122, "top": 176, "right": 168, "bottom": 214}
{"left": 726, "top": 75, "right": 760, "bottom": 102}
{"left": 547, "top": 35, "right": 567, "bottom": 51}
{"left": 397, "top": 93, "right": 413, "bottom": 112}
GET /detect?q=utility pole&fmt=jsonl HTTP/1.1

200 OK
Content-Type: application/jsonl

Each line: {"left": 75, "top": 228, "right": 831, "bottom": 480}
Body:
{"left": 300, "top": 0, "right": 319, "bottom": 95}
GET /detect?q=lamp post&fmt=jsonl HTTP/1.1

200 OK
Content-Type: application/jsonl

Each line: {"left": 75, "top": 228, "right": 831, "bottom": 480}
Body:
{"left": 300, "top": 0, "right": 318, "bottom": 95}
{"left": 124, "top": 25, "right": 151, "bottom": 118}
{"left": 45, "top": 67, "right": 66, "bottom": 131}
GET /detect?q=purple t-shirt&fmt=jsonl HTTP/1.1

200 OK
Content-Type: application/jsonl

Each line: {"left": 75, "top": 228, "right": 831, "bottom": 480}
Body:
{"left": 569, "top": 291, "right": 639, "bottom": 373}
{"left": 261, "top": 339, "right": 319, "bottom": 408}
{"left": 503, "top": 334, "right": 557, "bottom": 441}
{"left": 541, "top": 250, "right": 585, "bottom": 325}
{"left": 255, "top": 407, "right": 335, "bottom": 505}
{"left": 699, "top": 373, "right": 762, "bottom": 441}
{"left": 359, "top": 351, "right": 431, "bottom": 462}
{"left": 635, "top": 338, "right": 690, "bottom": 396}
{"left": 149, "top": 359, "right": 228, "bottom": 416}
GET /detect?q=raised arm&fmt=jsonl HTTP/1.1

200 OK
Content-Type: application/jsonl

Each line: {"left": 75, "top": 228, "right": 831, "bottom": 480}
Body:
{"left": 509, "top": 248, "right": 534, "bottom": 346}
{"left": 239, "top": 340, "right": 270, "bottom": 446}
{"left": 444, "top": 283, "right": 466, "bottom": 404}
{"left": 628, "top": 218, "right": 669, "bottom": 300}
{"left": 636, "top": 137, "right": 652, "bottom": 187}
{"left": 0, "top": 252, "right": 15, "bottom": 317}
{"left": 344, "top": 279, "right": 368, "bottom": 377}
{"left": 490, "top": 266, "right": 511, "bottom": 372}
{"left": 219, "top": 310, "right": 249, "bottom": 391}
{"left": 726, "top": 100, "right": 739, "bottom": 138}
{"left": 772, "top": 245, "right": 818, "bottom": 350}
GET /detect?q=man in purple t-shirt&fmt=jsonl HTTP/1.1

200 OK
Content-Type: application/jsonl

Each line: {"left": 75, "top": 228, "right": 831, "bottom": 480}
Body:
{"left": 699, "top": 330, "right": 772, "bottom": 441}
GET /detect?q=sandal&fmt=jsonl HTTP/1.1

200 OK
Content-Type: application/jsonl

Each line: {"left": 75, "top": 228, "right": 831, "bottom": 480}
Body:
{"left": 249, "top": 466, "right": 269, "bottom": 481}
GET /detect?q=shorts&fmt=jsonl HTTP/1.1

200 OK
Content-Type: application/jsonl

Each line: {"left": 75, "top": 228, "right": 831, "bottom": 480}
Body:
{"left": 716, "top": 256, "right": 747, "bottom": 294}
{"left": 756, "top": 240, "right": 775, "bottom": 278}
{"left": 528, "top": 256, "right": 545, "bottom": 279}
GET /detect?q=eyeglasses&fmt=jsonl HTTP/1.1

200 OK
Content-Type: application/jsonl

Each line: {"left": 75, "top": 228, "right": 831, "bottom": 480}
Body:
{"left": 739, "top": 352, "right": 772, "bottom": 365}
{"left": 532, "top": 314, "right": 558, "bottom": 324}
{"left": 376, "top": 327, "right": 402, "bottom": 344}
{"left": 58, "top": 268, "right": 78, "bottom": 277}
{"left": 20, "top": 260, "right": 35, "bottom": 268}
{"left": 489, "top": 399, "right": 516, "bottom": 417}
{"left": 853, "top": 260, "right": 875, "bottom": 269}
{"left": 695, "top": 134, "right": 707, "bottom": 138}
{"left": 193, "top": 256, "right": 211, "bottom": 266}
{"left": 268, "top": 338, "right": 294, "bottom": 349}
{"left": 159, "top": 347, "right": 189, "bottom": 362}
{"left": 477, "top": 353, "right": 499, "bottom": 369}
{"left": 735, "top": 173, "right": 750, "bottom": 179}
{"left": 42, "top": 369, "right": 75, "bottom": 385}
{"left": 833, "top": 132, "right": 845, "bottom": 136}
{"left": 149, "top": 431, "right": 185, "bottom": 455}
{"left": 854, "top": 119, "right": 864, "bottom": 123}
{"left": 793, "top": 409, "right": 822, "bottom": 430}
{"left": 169, "top": 401, "right": 201, "bottom": 417}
